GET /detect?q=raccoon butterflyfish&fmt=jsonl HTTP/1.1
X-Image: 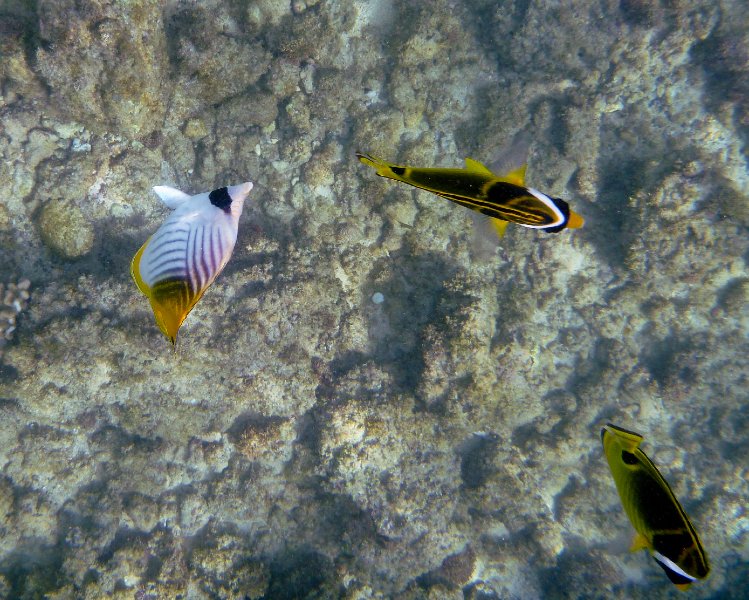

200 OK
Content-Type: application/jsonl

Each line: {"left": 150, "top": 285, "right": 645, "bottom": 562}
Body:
{"left": 131, "top": 182, "right": 253, "bottom": 345}
{"left": 355, "top": 152, "right": 584, "bottom": 236}
{"left": 601, "top": 423, "right": 709, "bottom": 590}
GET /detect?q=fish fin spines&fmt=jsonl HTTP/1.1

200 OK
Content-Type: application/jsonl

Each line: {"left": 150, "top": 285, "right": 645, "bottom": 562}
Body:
{"left": 153, "top": 186, "right": 192, "bottom": 209}
{"left": 464, "top": 157, "right": 495, "bottom": 176}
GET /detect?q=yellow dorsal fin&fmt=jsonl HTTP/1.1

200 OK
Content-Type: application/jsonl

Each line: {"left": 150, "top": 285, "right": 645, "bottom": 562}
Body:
{"left": 630, "top": 533, "right": 650, "bottom": 553}
{"left": 491, "top": 218, "right": 509, "bottom": 239}
{"left": 464, "top": 157, "right": 495, "bottom": 176}
{"left": 502, "top": 164, "right": 527, "bottom": 186}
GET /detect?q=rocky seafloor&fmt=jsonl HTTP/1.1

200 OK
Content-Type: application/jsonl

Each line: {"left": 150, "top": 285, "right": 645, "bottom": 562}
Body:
{"left": 0, "top": 0, "right": 748, "bottom": 598}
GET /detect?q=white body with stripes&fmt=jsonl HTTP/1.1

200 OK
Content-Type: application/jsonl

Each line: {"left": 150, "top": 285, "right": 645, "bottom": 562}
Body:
{"left": 132, "top": 182, "right": 252, "bottom": 343}
{"left": 138, "top": 183, "right": 250, "bottom": 293}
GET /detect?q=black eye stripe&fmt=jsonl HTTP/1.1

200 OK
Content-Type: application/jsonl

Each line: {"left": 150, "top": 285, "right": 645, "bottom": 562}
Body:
{"left": 209, "top": 187, "right": 232, "bottom": 213}
{"left": 622, "top": 450, "right": 638, "bottom": 465}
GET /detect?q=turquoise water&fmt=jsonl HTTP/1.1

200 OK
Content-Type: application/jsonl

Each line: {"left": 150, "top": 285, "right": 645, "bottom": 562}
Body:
{"left": 0, "top": 1, "right": 747, "bottom": 598}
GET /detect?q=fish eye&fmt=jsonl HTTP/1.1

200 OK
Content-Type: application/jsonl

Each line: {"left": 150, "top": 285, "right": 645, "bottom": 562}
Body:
{"left": 621, "top": 450, "right": 639, "bottom": 466}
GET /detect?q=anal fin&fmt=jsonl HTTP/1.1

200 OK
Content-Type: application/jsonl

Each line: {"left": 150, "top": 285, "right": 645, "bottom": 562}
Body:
{"left": 491, "top": 218, "right": 509, "bottom": 239}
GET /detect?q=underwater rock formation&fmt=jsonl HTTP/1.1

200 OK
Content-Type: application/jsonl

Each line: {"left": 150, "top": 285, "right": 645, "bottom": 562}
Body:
{"left": 0, "top": 0, "right": 746, "bottom": 598}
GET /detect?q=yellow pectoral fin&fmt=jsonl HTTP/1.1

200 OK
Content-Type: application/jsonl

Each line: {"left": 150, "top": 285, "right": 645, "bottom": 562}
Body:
{"left": 502, "top": 164, "right": 527, "bottom": 186}
{"left": 491, "top": 218, "right": 509, "bottom": 239}
{"left": 630, "top": 533, "right": 651, "bottom": 553}
{"left": 464, "top": 157, "right": 495, "bottom": 176}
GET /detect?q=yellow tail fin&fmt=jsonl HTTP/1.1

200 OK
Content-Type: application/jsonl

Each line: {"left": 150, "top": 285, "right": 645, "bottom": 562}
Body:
{"left": 567, "top": 210, "right": 584, "bottom": 229}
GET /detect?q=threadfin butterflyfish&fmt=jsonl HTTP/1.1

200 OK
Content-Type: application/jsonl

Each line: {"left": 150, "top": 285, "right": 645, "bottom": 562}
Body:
{"left": 601, "top": 423, "right": 709, "bottom": 590}
{"left": 355, "top": 152, "right": 583, "bottom": 236}
{"left": 131, "top": 182, "right": 253, "bottom": 345}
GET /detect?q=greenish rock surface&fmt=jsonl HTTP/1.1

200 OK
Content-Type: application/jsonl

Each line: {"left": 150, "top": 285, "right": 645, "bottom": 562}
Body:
{"left": 0, "top": 0, "right": 747, "bottom": 599}
{"left": 37, "top": 201, "right": 95, "bottom": 258}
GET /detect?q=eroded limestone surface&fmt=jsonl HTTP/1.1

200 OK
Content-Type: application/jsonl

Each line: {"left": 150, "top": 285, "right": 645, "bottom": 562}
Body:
{"left": 0, "top": 0, "right": 747, "bottom": 598}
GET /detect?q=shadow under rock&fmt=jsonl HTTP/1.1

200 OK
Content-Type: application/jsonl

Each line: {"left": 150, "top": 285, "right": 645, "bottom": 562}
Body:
{"left": 537, "top": 543, "right": 623, "bottom": 600}
{"left": 1, "top": 231, "right": 140, "bottom": 363}
{"left": 711, "top": 552, "right": 749, "bottom": 600}
{"left": 16, "top": 212, "right": 147, "bottom": 286}
{"left": 228, "top": 206, "right": 310, "bottom": 302}
{"left": 583, "top": 111, "right": 692, "bottom": 272}
{"left": 638, "top": 331, "right": 697, "bottom": 388}
{"left": 265, "top": 545, "right": 342, "bottom": 600}
{"left": 0, "top": 0, "right": 43, "bottom": 72}
{"left": 362, "top": 247, "right": 462, "bottom": 395}
{"left": 457, "top": 432, "right": 500, "bottom": 490}
{"left": 311, "top": 490, "right": 383, "bottom": 552}
{"left": 566, "top": 337, "right": 625, "bottom": 399}
{"left": 582, "top": 151, "right": 648, "bottom": 271}
{"left": 0, "top": 539, "right": 66, "bottom": 599}
{"left": 691, "top": 24, "right": 749, "bottom": 150}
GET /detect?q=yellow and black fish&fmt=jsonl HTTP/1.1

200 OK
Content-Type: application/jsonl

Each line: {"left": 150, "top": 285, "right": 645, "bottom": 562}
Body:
{"left": 601, "top": 423, "right": 709, "bottom": 589}
{"left": 356, "top": 152, "right": 584, "bottom": 236}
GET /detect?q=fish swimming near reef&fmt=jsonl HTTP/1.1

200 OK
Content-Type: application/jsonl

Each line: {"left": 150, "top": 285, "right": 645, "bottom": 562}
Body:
{"left": 356, "top": 152, "right": 584, "bottom": 236}
{"left": 131, "top": 182, "right": 253, "bottom": 345}
{"left": 601, "top": 423, "right": 709, "bottom": 589}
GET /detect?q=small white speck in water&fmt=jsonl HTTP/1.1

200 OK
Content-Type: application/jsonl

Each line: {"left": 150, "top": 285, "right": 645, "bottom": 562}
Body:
{"left": 371, "top": 292, "right": 385, "bottom": 304}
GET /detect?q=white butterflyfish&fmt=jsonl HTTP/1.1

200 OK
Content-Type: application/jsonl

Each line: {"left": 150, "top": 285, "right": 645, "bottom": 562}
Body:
{"left": 131, "top": 181, "right": 253, "bottom": 345}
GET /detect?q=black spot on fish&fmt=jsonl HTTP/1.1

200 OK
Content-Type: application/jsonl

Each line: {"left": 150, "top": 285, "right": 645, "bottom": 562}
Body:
{"left": 621, "top": 450, "right": 638, "bottom": 465}
{"left": 209, "top": 187, "right": 232, "bottom": 213}
{"left": 390, "top": 166, "right": 406, "bottom": 176}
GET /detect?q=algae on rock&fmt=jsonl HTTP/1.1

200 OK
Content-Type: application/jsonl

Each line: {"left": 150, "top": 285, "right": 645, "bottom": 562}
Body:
{"left": 37, "top": 201, "right": 94, "bottom": 258}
